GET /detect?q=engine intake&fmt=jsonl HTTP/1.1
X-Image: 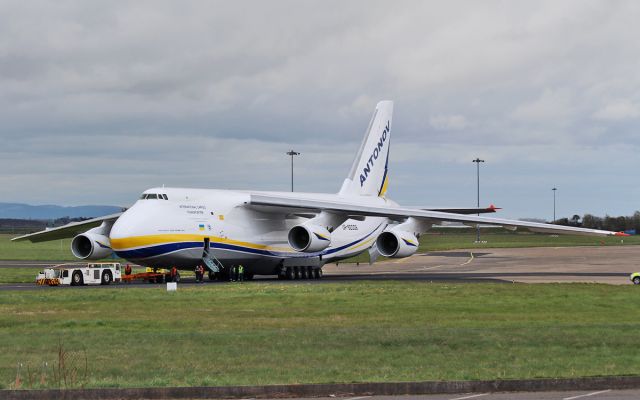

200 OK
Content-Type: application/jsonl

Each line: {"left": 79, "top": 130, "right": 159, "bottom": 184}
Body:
{"left": 71, "top": 232, "right": 113, "bottom": 260}
{"left": 376, "top": 230, "right": 419, "bottom": 258}
{"left": 288, "top": 224, "right": 331, "bottom": 252}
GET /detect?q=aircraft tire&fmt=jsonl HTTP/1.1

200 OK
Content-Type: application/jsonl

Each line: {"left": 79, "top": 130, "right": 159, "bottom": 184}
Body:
{"left": 313, "top": 269, "right": 320, "bottom": 279}
{"left": 300, "top": 267, "right": 307, "bottom": 279}
{"left": 307, "top": 266, "right": 313, "bottom": 279}
{"left": 293, "top": 266, "right": 300, "bottom": 280}
{"left": 286, "top": 267, "right": 294, "bottom": 280}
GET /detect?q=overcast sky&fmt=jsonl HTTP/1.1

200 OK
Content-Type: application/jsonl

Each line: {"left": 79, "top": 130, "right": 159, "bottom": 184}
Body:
{"left": 1, "top": 0, "right": 639, "bottom": 219}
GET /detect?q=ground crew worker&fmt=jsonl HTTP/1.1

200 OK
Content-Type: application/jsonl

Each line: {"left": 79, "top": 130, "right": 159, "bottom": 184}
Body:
{"left": 194, "top": 265, "right": 201, "bottom": 282}
{"left": 124, "top": 264, "right": 132, "bottom": 276}
{"left": 170, "top": 266, "right": 177, "bottom": 282}
{"left": 198, "top": 265, "right": 205, "bottom": 283}
{"left": 238, "top": 265, "right": 244, "bottom": 283}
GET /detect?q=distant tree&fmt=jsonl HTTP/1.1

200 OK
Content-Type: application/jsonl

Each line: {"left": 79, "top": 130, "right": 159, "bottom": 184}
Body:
{"left": 633, "top": 211, "right": 640, "bottom": 232}
{"left": 570, "top": 214, "right": 581, "bottom": 227}
{"left": 554, "top": 217, "right": 570, "bottom": 226}
{"left": 582, "top": 214, "right": 603, "bottom": 230}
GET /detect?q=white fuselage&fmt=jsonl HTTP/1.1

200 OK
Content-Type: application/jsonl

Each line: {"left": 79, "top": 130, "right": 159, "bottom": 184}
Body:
{"left": 109, "top": 187, "right": 392, "bottom": 274}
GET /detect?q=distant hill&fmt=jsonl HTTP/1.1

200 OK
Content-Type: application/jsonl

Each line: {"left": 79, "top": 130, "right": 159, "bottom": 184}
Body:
{"left": 0, "top": 202, "right": 123, "bottom": 219}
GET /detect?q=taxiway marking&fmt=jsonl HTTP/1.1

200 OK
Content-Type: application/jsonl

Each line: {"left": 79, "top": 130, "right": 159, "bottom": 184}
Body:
{"left": 448, "top": 393, "right": 488, "bottom": 400}
{"left": 563, "top": 389, "right": 612, "bottom": 400}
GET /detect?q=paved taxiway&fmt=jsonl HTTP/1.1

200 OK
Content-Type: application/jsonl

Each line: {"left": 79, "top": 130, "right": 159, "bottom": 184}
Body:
{"left": 324, "top": 245, "right": 639, "bottom": 285}
{"left": 0, "top": 245, "right": 638, "bottom": 290}
{"left": 276, "top": 389, "right": 640, "bottom": 400}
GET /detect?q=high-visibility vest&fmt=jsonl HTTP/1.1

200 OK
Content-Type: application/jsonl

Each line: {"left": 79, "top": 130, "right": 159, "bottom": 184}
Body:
{"left": 239, "top": 265, "right": 244, "bottom": 273}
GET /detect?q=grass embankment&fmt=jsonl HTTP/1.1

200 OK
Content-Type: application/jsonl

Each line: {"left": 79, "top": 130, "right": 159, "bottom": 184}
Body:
{"left": 0, "top": 234, "right": 120, "bottom": 261}
{"left": 423, "top": 230, "right": 640, "bottom": 251}
{"left": 1, "top": 282, "right": 639, "bottom": 389}
{"left": 0, "top": 234, "right": 75, "bottom": 261}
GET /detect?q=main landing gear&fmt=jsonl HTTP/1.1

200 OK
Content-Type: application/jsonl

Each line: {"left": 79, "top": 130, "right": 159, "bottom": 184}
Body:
{"left": 279, "top": 266, "right": 322, "bottom": 280}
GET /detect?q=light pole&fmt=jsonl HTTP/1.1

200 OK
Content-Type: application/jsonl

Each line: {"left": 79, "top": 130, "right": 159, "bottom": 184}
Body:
{"left": 286, "top": 150, "right": 300, "bottom": 192}
{"left": 552, "top": 187, "right": 557, "bottom": 223}
{"left": 472, "top": 158, "right": 485, "bottom": 243}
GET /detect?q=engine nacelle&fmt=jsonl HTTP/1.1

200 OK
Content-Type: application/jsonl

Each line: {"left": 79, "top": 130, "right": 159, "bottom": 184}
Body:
{"left": 288, "top": 224, "right": 332, "bottom": 252}
{"left": 71, "top": 232, "right": 113, "bottom": 260}
{"left": 376, "top": 229, "right": 419, "bottom": 258}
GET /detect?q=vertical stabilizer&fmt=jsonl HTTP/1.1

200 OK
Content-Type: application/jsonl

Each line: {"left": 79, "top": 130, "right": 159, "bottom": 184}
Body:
{"left": 339, "top": 100, "right": 393, "bottom": 197}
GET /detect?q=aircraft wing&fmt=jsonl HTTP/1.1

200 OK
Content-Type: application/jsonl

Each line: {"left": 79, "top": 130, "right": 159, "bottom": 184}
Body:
{"left": 11, "top": 213, "right": 123, "bottom": 243}
{"left": 249, "top": 194, "right": 623, "bottom": 237}
{"left": 421, "top": 204, "right": 500, "bottom": 214}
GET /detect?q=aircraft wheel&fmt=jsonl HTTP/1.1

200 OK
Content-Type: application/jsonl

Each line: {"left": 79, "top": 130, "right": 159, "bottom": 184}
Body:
{"left": 285, "top": 267, "right": 294, "bottom": 280}
{"left": 307, "top": 266, "right": 313, "bottom": 279}
{"left": 300, "top": 267, "right": 307, "bottom": 279}
{"left": 293, "top": 266, "right": 300, "bottom": 280}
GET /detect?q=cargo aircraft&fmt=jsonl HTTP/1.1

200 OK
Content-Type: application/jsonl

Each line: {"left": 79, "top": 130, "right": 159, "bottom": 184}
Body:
{"left": 13, "top": 101, "right": 624, "bottom": 280}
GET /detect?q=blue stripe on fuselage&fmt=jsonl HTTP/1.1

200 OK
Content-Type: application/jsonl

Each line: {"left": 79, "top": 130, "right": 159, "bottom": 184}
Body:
{"left": 114, "top": 222, "right": 385, "bottom": 260}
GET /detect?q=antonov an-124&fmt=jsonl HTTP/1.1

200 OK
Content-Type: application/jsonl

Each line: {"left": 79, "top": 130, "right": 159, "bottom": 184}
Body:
{"left": 13, "top": 101, "right": 625, "bottom": 280}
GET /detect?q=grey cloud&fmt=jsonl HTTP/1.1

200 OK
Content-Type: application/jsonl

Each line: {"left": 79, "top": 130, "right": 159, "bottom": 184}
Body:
{"left": 1, "top": 0, "right": 639, "bottom": 218}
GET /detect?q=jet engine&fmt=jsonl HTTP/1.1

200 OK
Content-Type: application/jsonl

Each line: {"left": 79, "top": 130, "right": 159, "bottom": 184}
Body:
{"left": 376, "top": 229, "right": 419, "bottom": 258}
{"left": 288, "top": 224, "right": 332, "bottom": 252}
{"left": 71, "top": 229, "right": 113, "bottom": 260}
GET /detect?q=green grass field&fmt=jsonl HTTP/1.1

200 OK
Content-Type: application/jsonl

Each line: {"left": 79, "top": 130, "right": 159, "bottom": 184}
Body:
{"left": 1, "top": 282, "right": 639, "bottom": 389}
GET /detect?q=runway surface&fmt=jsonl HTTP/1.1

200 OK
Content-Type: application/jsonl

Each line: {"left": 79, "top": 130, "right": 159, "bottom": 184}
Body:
{"left": 280, "top": 389, "right": 640, "bottom": 400}
{"left": 0, "top": 245, "right": 638, "bottom": 290}
{"left": 325, "top": 245, "right": 640, "bottom": 285}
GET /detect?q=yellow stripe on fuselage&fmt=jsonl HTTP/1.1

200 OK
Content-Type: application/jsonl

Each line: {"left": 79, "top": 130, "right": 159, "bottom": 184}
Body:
{"left": 110, "top": 234, "right": 292, "bottom": 252}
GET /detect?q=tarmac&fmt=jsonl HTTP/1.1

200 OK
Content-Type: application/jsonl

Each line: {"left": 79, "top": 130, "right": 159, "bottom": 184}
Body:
{"left": 284, "top": 391, "right": 640, "bottom": 400}
{"left": 324, "top": 245, "right": 639, "bottom": 285}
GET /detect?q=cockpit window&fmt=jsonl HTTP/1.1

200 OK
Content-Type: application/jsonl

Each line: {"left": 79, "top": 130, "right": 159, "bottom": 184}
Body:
{"left": 140, "top": 193, "right": 168, "bottom": 200}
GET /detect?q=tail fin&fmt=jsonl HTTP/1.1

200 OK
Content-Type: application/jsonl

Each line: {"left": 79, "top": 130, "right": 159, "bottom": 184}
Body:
{"left": 339, "top": 100, "right": 393, "bottom": 197}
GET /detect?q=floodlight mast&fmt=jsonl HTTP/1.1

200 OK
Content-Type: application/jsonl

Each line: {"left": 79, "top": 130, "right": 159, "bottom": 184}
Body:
{"left": 552, "top": 187, "right": 557, "bottom": 222}
{"left": 286, "top": 150, "right": 300, "bottom": 192}
{"left": 472, "top": 158, "right": 485, "bottom": 242}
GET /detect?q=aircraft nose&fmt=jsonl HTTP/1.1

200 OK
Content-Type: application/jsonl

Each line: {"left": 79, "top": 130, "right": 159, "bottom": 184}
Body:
{"left": 110, "top": 207, "right": 146, "bottom": 240}
{"left": 109, "top": 203, "right": 167, "bottom": 260}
